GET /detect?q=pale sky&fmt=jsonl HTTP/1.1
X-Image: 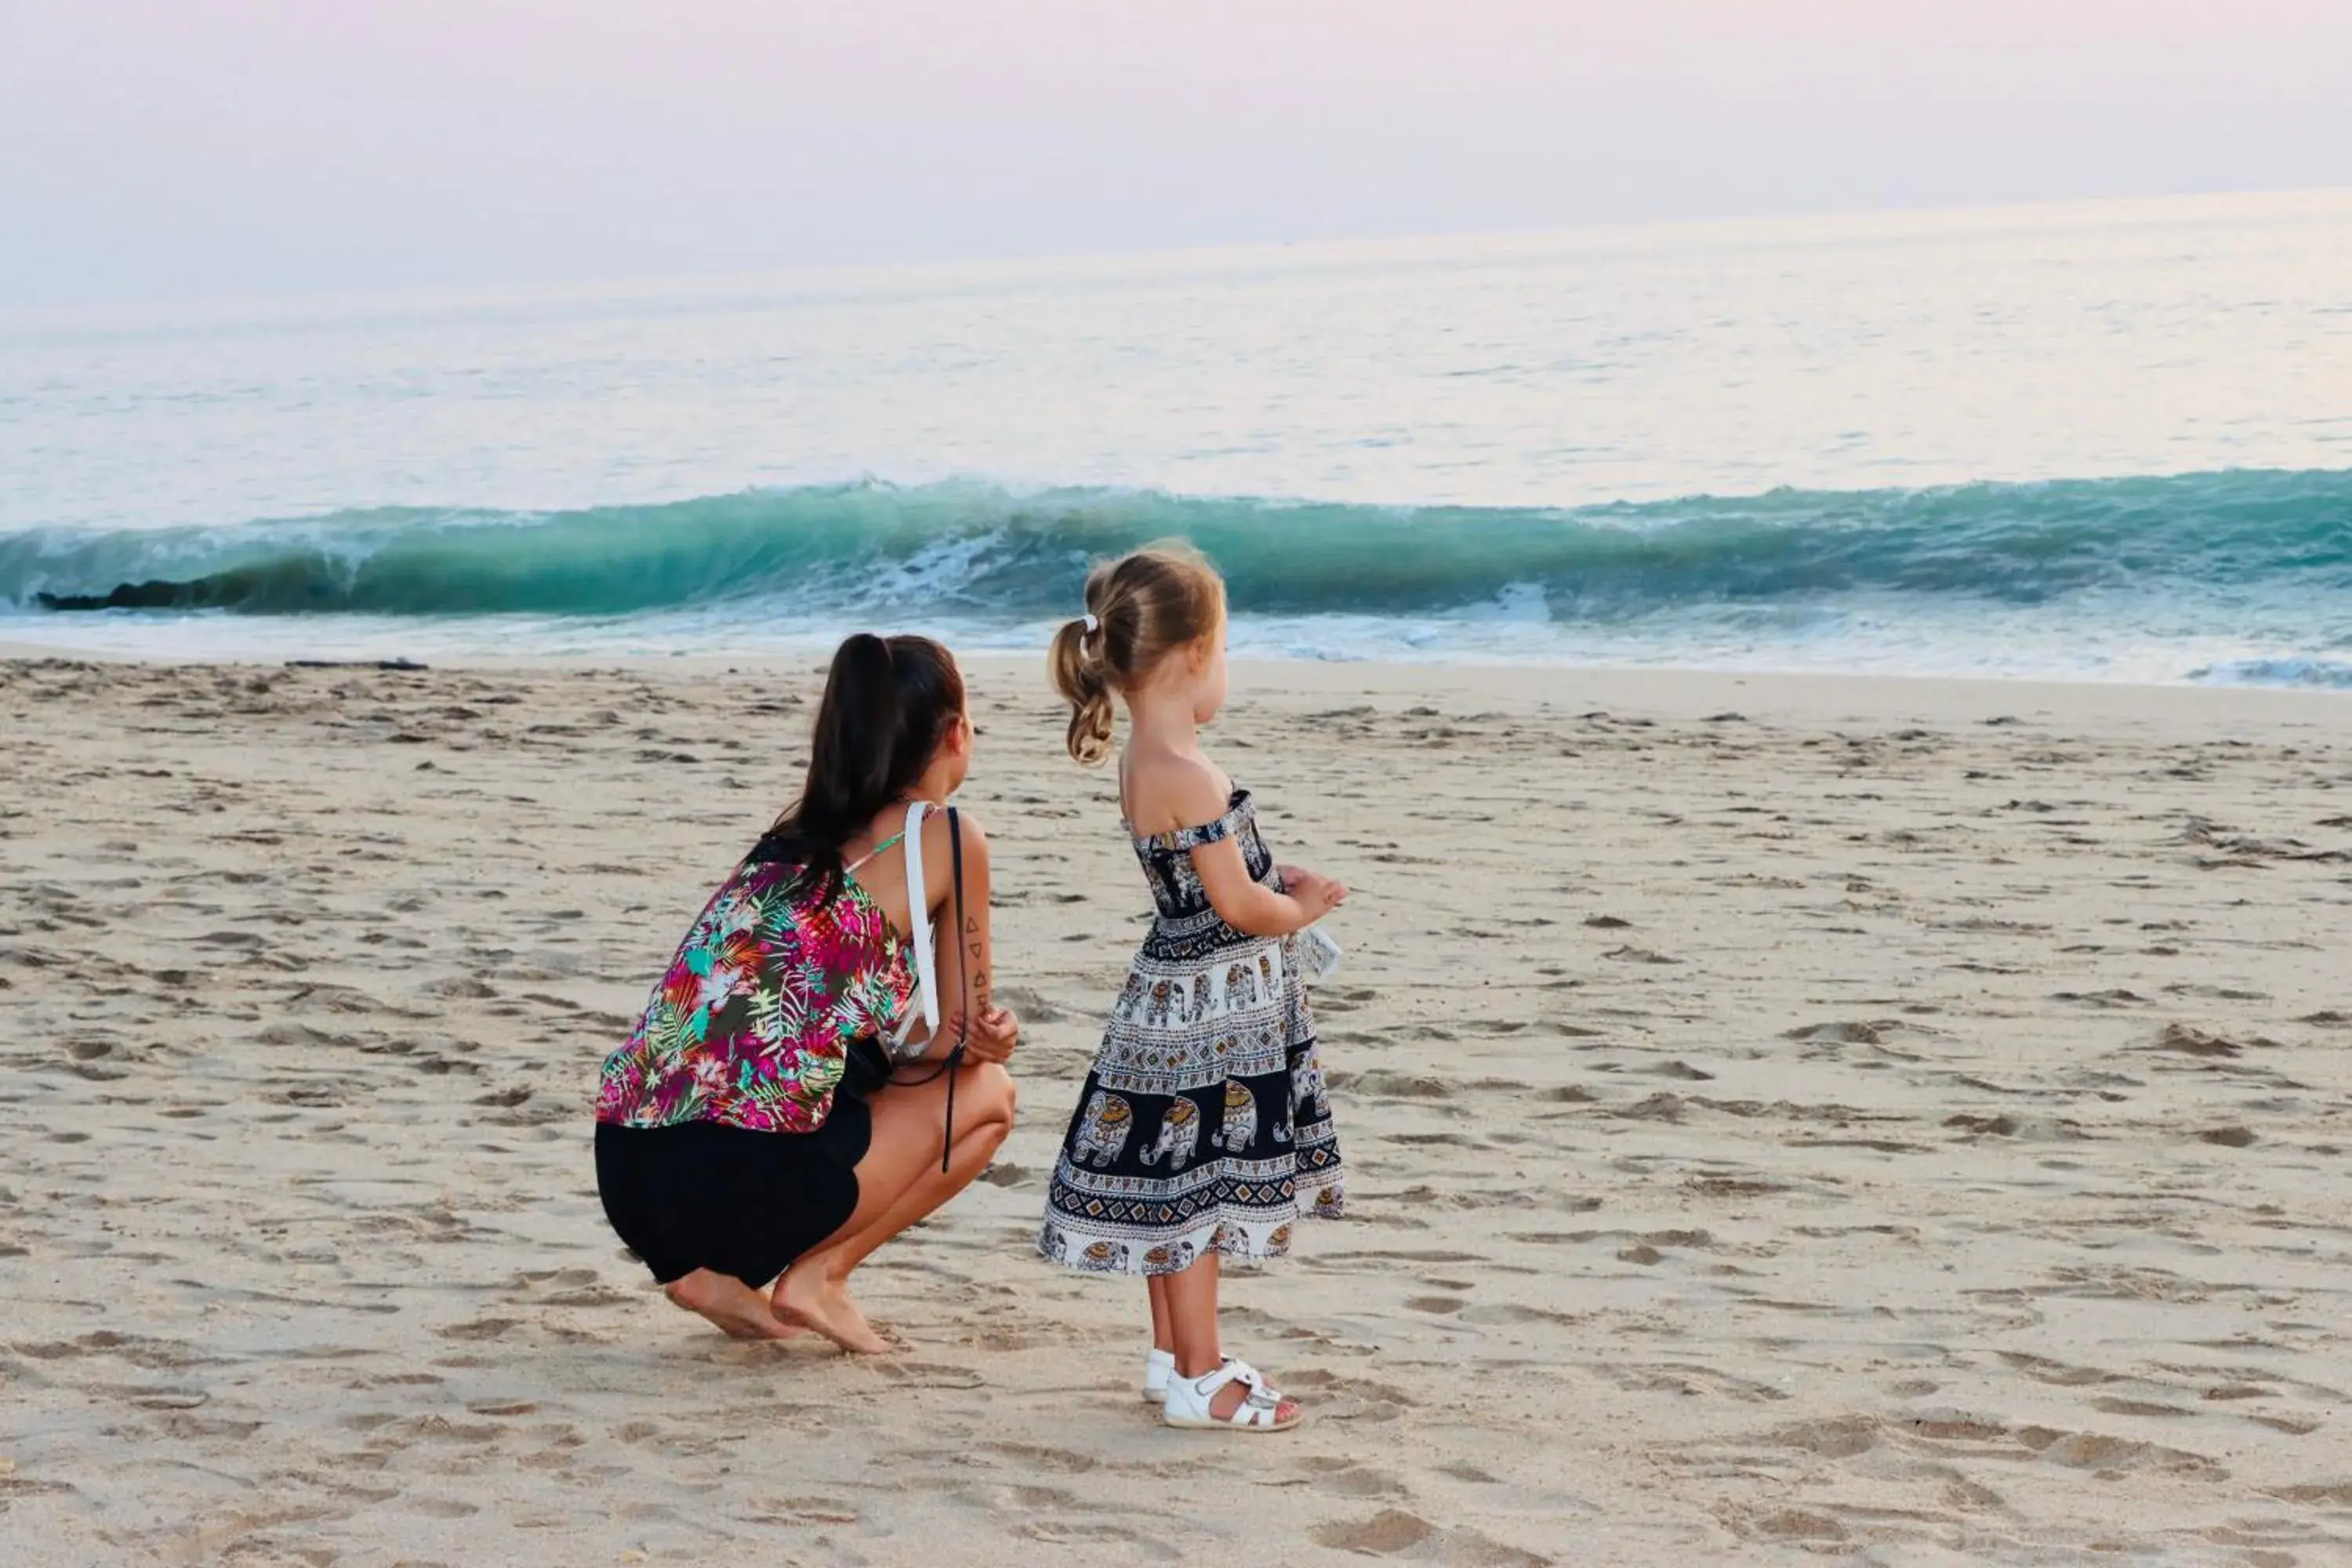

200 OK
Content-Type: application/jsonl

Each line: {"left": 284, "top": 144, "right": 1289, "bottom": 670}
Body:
{"left": 4, "top": 0, "right": 2348, "bottom": 306}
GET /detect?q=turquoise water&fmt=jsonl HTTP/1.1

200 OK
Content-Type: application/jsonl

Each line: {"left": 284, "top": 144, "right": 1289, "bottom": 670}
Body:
{"left": 5, "top": 191, "right": 2350, "bottom": 684}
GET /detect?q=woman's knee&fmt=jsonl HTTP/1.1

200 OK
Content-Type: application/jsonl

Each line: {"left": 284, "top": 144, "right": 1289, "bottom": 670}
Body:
{"left": 962, "top": 1062, "right": 1018, "bottom": 1133}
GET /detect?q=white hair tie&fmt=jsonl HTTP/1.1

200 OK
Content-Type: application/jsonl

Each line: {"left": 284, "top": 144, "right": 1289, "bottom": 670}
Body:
{"left": 1082, "top": 612, "right": 1101, "bottom": 634}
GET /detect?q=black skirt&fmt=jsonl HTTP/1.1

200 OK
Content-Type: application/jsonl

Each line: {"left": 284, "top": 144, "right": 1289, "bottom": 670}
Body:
{"left": 594, "top": 1045, "right": 881, "bottom": 1287}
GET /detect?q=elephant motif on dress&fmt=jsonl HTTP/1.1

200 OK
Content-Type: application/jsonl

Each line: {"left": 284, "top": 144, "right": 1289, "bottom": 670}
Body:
{"left": 1073, "top": 1090, "right": 1134, "bottom": 1167}
{"left": 1291, "top": 1050, "right": 1330, "bottom": 1121}
{"left": 1142, "top": 1238, "right": 1198, "bottom": 1272}
{"left": 1213, "top": 1079, "right": 1258, "bottom": 1152}
{"left": 1139, "top": 1096, "right": 1201, "bottom": 1169}
{"left": 1113, "top": 973, "right": 1145, "bottom": 1021}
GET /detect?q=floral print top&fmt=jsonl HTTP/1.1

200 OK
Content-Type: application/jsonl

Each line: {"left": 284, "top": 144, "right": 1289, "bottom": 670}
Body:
{"left": 595, "top": 857, "right": 916, "bottom": 1133}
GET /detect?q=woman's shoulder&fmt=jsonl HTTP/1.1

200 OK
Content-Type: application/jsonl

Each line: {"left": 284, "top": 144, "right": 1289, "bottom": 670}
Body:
{"left": 913, "top": 802, "right": 989, "bottom": 858}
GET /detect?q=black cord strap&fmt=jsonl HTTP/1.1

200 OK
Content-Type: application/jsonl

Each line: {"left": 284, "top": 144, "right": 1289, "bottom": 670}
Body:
{"left": 887, "top": 805, "right": 968, "bottom": 1173}
{"left": 939, "top": 805, "right": 967, "bottom": 1172}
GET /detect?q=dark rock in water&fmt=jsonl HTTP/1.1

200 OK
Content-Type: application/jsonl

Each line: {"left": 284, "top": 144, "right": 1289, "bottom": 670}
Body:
{"left": 38, "top": 555, "right": 350, "bottom": 612}
{"left": 38, "top": 580, "right": 197, "bottom": 611}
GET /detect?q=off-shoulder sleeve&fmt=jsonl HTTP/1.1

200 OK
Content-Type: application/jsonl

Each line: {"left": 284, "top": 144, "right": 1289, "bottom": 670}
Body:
{"left": 1155, "top": 793, "right": 1253, "bottom": 852}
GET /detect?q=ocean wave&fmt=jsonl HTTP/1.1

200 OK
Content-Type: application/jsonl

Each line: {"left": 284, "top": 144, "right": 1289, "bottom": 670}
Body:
{"left": 2190, "top": 657, "right": 2352, "bottom": 690}
{"left": 4, "top": 469, "right": 2349, "bottom": 622}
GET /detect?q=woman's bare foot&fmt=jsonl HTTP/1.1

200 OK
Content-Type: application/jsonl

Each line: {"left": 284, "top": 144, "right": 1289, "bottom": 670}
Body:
{"left": 662, "top": 1269, "right": 797, "bottom": 1341}
{"left": 771, "top": 1261, "right": 893, "bottom": 1354}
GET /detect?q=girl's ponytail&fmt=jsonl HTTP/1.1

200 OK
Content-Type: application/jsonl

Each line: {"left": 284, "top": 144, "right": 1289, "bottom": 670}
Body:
{"left": 1051, "top": 597, "right": 1116, "bottom": 767}
{"left": 1047, "top": 542, "right": 1224, "bottom": 768}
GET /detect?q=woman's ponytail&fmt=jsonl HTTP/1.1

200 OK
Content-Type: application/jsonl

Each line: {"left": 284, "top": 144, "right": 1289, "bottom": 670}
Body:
{"left": 826, "top": 633, "right": 904, "bottom": 805}
{"left": 759, "top": 633, "right": 966, "bottom": 892}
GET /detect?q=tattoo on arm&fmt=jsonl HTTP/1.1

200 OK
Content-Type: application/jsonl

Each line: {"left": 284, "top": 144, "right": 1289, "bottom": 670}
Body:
{"left": 964, "top": 915, "right": 992, "bottom": 1013}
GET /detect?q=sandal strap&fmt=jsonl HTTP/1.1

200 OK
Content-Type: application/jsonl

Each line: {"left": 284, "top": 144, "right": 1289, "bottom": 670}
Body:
{"left": 1184, "top": 1360, "right": 1283, "bottom": 1424}
{"left": 1184, "top": 1363, "right": 1247, "bottom": 1400}
{"left": 1230, "top": 1382, "right": 1283, "bottom": 1424}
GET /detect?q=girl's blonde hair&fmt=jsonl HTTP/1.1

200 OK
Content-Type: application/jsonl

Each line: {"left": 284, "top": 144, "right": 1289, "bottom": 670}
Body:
{"left": 1048, "top": 540, "right": 1226, "bottom": 765}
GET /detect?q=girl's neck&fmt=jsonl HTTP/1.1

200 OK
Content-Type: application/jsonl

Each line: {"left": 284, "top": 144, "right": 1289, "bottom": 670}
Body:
{"left": 1123, "top": 688, "right": 1201, "bottom": 754}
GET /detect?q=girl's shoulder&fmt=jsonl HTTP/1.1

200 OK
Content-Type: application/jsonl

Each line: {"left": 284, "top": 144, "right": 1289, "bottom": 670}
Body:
{"left": 1121, "top": 747, "right": 1238, "bottom": 841}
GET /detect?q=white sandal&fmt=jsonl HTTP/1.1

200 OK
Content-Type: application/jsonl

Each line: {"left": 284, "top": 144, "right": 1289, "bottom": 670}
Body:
{"left": 1160, "top": 1359, "right": 1302, "bottom": 1432}
{"left": 1148, "top": 1348, "right": 1243, "bottom": 1403}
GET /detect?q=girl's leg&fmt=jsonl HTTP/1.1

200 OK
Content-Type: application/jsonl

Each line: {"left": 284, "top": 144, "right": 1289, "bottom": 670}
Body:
{"left": 1160, "top": 1250, "right": 1221, "bottom": 1374}
{"left": 1148, "top": 1275, "right": 1174, "bottom": 1354}
{"left": 1156, "top": 1250, "right": 1301, "bottom": 1423}
{"left": 772, "top": 1062, "right": 1017, "bottom": 1353}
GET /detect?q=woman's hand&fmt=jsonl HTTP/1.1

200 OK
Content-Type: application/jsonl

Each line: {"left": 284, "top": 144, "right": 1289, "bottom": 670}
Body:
{"left": 962, "top": 1005, "right": 1020, "bottom": 1065}
{"left": 1278, "top": 866, "right": 1348, "bottom": 921}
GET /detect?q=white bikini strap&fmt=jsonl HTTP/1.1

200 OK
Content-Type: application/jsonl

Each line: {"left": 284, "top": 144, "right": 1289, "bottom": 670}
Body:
{"left": 891, "top": 800, "right": 941, "bottom": 1049}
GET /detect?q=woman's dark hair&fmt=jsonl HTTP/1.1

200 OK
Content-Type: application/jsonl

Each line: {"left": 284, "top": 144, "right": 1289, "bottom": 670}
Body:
{"left": 754, "top": 633, "right": 966, "bottom": 895}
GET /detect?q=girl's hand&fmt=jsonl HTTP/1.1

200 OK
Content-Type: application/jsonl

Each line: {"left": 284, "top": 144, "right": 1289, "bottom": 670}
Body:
{"left": 1280, "top": 866, "right": 1348, "bottom": 920}
{"left": 963, "top": 1005, "right": 1020, "bottom": 1065}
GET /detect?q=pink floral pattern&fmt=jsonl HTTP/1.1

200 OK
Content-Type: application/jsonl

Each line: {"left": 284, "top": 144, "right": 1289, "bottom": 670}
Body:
{"left": 595, "top": 861, "right": 915, "bottom": 1132}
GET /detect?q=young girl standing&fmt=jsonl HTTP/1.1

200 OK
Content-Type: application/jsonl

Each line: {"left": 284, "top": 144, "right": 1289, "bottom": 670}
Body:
{"left": 1039, "top": 543, "right": 1348, "bottom": 1432}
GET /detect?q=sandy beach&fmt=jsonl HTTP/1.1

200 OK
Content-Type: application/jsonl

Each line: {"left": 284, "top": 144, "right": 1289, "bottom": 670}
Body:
{"left": 3, "top": 652, "right": 2349, "bottom": 1566}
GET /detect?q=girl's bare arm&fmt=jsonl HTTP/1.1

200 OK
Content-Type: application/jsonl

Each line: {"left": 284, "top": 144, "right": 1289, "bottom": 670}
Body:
{"left": 1145, "top": 762, "right": 1335, "bottom": 938}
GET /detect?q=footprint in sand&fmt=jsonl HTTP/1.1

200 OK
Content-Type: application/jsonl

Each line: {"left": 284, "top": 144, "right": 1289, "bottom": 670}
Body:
{"left": 2146, "top": 1023, "right": 2249, "bottom": 1058}
{"left": 1313, "top": 1510, "right": 1436, "bottom": 1555}
{"left": 1602, "top": 945, "right": 1680, "bottom": 965}
{"left": 1783, "top": 1019, "right": 1904, "bottom": 1045}
{"left": 1316, "top": 1511, "right": 1550, "bottom": 1566}
{"left": 1305, "top": 1463, "right": 1410, "bottom": 1500}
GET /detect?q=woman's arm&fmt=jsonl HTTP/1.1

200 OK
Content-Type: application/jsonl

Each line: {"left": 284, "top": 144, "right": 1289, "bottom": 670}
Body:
{"left": 913, "top": 808, "right": 999, "bottom": 1061}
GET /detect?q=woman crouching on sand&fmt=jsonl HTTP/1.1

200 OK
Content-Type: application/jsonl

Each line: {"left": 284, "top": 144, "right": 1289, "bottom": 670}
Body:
{"left": 593, "top": 633, "right": 1018, "bottom": 1353}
